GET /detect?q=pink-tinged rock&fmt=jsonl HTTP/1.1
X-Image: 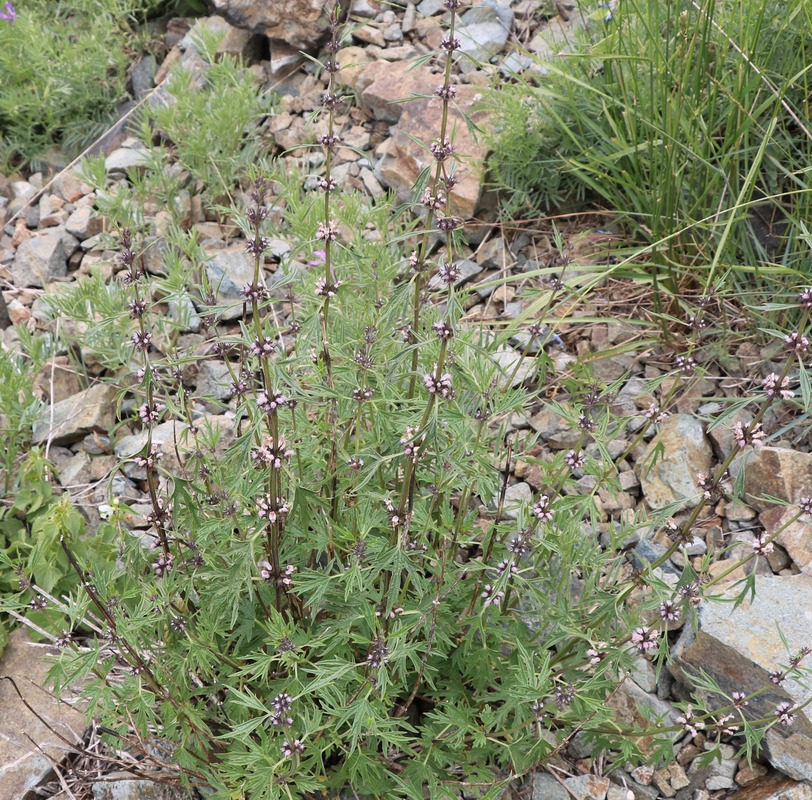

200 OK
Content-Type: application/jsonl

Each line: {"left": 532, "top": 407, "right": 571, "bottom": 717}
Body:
{"left": 0, "top": 629, "right": 85, "bottom": 798}
{"left": 65, "top": 206, "right": 104, "bottom": 240}
{"left": 203, "top": 0, "right": 329, "bottom": 50}
{"left": 637, "top": 413, "right": 712, "bottom": 511}
{"left": 760, "top": 505, "right": 812, "bottom": 573}
{"left": 729, "top": 447, "right": 812, "bottom": 512}
{"left": 358, "top": 59, "right": 434, "bottom": 122}
{"left": 378, "top": 85, "right": 491, "bottom": 219}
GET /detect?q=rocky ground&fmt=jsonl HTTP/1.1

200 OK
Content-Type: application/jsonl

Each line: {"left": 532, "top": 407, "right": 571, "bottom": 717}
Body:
{"left": 2, "top": 0, "right": 812, "bottom": 799}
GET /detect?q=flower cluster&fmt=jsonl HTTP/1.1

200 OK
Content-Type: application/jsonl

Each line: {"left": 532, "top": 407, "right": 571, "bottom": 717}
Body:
{"left": 256, "top": 495, "right": 290, "bottom": 523}
{"left": 762, "top": 373, "right": 794, "bottom": 400}
{"left": 631, "top": 626, "right": 659, "bottom": 653}
{"left": 251, "top": 437, "right": 294, "bottom": 469}
{"left": 480, "top": 584, "right": 505, "bottom": 608}
{"left": 532, "top": 495, "right": 553, "bottom": 522}
{"left": 257, "top": 391, "right": 289, "bottom": 414}
{"left": 315, "top": 278, "right": 342, "bottom": 298}
{"left": 423, "top": 367, "right": 454, "bottom": 399}
{"left": 251, "top": 336, "right": 276, "bottom": 357}
{"left": 733, "top": 420, "right": 765, "bottom": 449}
{"left": 239, "top": 282, "right": 267, "bottom": 304}
{"left": 259, "top": 560, "right": 296, "bottom": 588}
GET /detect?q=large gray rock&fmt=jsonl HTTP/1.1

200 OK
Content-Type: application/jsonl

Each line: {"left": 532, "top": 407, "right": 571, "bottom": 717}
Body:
{"left": 456, "top": 0, "right": 513, "bottom": 72}
{"left": 91, "top": 779, "right": 191, "bottom": 799}
{"left": 204, "top": 245, "right": 256, "bottom": 321}
{"left": 115, "top": 420, "right": 190, "bottom": 480}
{"left": 32, "top": 383, "right": 117, "bottom": 445}
{"left": 730, "top": 447, "right": 812, "bottom": 513}
{"left": 637, "top": 414, "right": 712, "bottom": 510}
{"left": 12, "top": 229, "right": 71, "bottom": 287}
{"left": 669, "top": 575, "right": 812, "bottom": 781}
{"left": 203, "top": 0, "right": 329, "bottom": 50}
{"left": 0, "top": 629, "right": 85, "bottom": 798}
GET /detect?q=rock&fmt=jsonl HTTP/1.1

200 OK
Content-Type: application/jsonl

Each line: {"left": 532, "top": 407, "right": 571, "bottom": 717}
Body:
{"left": 57, "top": 451, "right": 92, "bottom": 487}
{"left": 730, "top": 447, "right": 812, "bottom": 513}
{"left": 12, "top": 229, "right": 70, "bottom": 287}
{"left": 131, "top": 54, "right": 156, "bottom": 99}
{"left": 203, "top": 0, "right": 330, "bottom": 50}
{"left": 760, "top": 506, "right": 812, "bottom": 573}
{"left": 335, "top": 46, "right": 373, "bottom": 92}
{"left": 33, "top": 356, "right": 82, "bottom": 403}
{"left": 350, "top": 0, "right": 378, "bottom": 16}
{"left": 32, "top": 383, "right": 118, "bottom": 445}
{"left": 727, "top": 776, "right": 812, "bottom": 799}
{"left": 491, "top": 345, "right": 536, "bottom": 387}
{"left": 65, "top": 206, "right": 104, "bottom": 240}
{"left": 115, "top": 420, "right": 191, "bottom": 480}
{"left": 456, "top": 0, "right": 514, "bottom": 72}
{"left": 417, "top": 0, "right": 445, "bottom": 15}
{"left": 628, "top": 655, "right": 657, "bottom": 694}
{"left": 0, "top": 628, "right": 85, "bottom": 798}
{"left": 181, "top": 15, "right": 264, "bottom": 62}
{"left": 0, "top": 291, "right": 11, "bottom": 329}
{"left": 606, "top": 677, "right": 678, "bottom": 756}
{"left": 705, "top": 756, "right": 737, "bottom": 790}
{"left": 268, "top": 41, "right": 305, "bottom": 78}
{"left": 563, "top": 774, "right": 610, "bottom": 800}
{"left": 195, "top": 360, "right": 234, "bottom": 402}
{"left": 502, "top": 481, "right": 532, "bottom": 519}
{"left": 353, "top": 23, "right": 386, "bottom": 47}
{"left": 51, "top": 171, "right": 89, "bottom": 204}
{"left": 669, "top": 575, "right": 812, "bottom": 781}
{"left": 358, "top": 59, "right": 434, "bottom": 123}
{"left": 91, "top": 779, "right": 191, "bottom": 799}
{"left": 378, "top": 85, "right": 491, "bottom": 219}
{"left": 735, "top": 762, "right": 768, "bottom": 786}
{"left": 204, "top": 245, "right": 256, "bottom": 321}
{"left": 637, "top": 414, "right": 712, "bottom": 511}
{"left": 105, "top": 144, "right": 150, "bottom": 174}
{"left": 531, "top": 773, "right": 570, "bottom": 800}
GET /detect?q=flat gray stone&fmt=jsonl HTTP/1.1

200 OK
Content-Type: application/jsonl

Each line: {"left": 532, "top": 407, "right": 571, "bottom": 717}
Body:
{"left": 502, "top": 481, "right": 532, "bottom": 519}
{"left": 12, "top": 229, "right": 69, "bottom": 288}
{"left": 456, "top": 0, "right": 513, "bottom": 71}
{"left": 204, "top": 246, "right": 255, "bottom": 321}
{"left": 196, "top": 360, "right": 233, "bottom": 401}
{"left": 0, "top": 629, "right": 85, "bottom": 798}
{"left": 33, "top": 383, "right": 117, "bottom": 445}
{"left": 115, "top": 420, "right": 190, "bottom": 480}
{"left": 637, "top": 414, "right": 712, "bottom": 511}
{"left": 104, "top": 146, "right": 150, "bottom": 173}
{"left": 669, "top": 575, "right": 812, "bottom": 781}
{"left": 91, "top": 779, "right": 190, "bottom": 799}
{"left": 564, "top": 774, "right": 610, "bottom": 800}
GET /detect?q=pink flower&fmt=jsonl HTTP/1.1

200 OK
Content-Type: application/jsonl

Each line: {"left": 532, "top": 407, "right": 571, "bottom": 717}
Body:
{"left": 0, "top": 2, "right": 16, "bottom": 21}
{"left": 308, "top": 249, "right": 326, "bottom": 266}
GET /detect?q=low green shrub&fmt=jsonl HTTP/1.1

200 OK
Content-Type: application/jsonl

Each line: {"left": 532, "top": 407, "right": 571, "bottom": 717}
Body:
{"left": 3, "top": 3, "right": 812, "bottom": 799}
{"left": 0, "top": 0, "right": 179, "bottom": 171}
